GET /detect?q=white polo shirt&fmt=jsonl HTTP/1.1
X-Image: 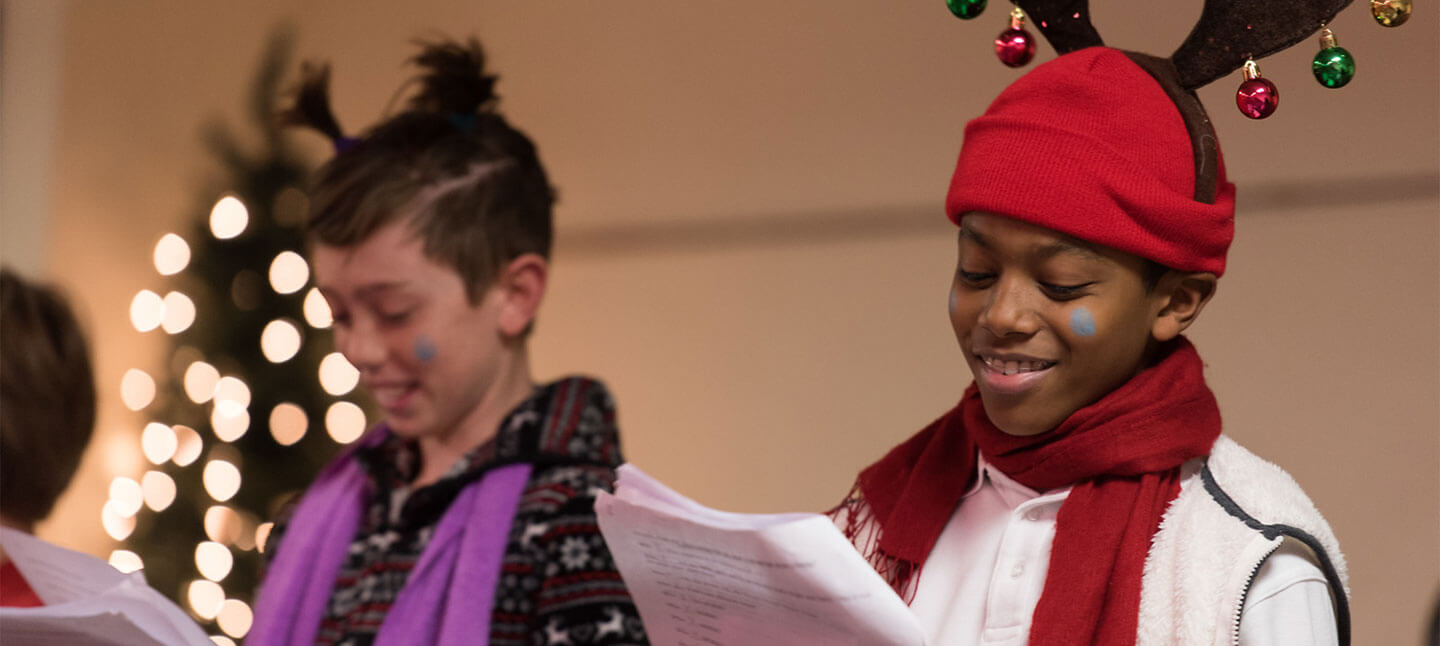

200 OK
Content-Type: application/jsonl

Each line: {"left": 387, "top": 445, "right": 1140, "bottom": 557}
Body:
{"left": 906, "top": 455, "right": 1337, "bottom": 645}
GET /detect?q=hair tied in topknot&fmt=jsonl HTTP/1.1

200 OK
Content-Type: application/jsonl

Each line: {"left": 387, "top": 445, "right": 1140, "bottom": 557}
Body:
{"left": 279, "top": 61, "right": 354, "bottom": 154}
{"left": 408, "top": 37, "right": 499, "bottom": 119}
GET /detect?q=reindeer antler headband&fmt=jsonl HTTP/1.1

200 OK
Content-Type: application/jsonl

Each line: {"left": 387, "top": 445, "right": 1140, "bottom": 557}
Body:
{"left": 947, "top": 0, "right": 1410, "bottom": 118}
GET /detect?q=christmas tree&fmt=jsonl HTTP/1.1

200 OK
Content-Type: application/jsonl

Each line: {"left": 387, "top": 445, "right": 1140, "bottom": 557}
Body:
{"left": 109, "top": 28, "right": 367, "bottom": 642}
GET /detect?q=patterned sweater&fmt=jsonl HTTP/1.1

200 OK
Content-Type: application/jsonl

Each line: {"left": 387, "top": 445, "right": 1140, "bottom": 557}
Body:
{"left": 265, "top": 376, "right": 648, "bottom": 645}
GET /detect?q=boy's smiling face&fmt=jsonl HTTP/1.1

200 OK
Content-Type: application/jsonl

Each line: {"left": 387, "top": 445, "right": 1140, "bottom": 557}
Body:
{"left": 950, "top": 212, "right": 1189, "bottom": 436}
{"left": 312, "top": 222, "right": 512, "bottom": 444}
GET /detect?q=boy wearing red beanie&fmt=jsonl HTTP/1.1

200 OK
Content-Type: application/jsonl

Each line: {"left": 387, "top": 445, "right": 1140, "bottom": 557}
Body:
{"left": 834, "top": 47, "right": 1347, "bottom": 646}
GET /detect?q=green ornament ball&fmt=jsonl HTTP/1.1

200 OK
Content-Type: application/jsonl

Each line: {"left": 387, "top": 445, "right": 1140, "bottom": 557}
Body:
{"left": 1312, "top": 46, "right": 1355, "bottom": 89}
{"left": 946, "top": 0, "right": 986, "bottom": 20}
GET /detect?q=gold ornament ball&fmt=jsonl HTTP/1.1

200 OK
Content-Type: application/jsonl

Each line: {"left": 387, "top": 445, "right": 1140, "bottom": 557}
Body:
{"left": 1371, "top": 0, "right": 1412, "bottom": 27}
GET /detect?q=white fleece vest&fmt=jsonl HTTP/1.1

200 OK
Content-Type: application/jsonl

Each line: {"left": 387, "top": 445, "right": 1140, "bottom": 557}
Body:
{"left": 1137, "top": 436, "right": 1350, "bottom": 646}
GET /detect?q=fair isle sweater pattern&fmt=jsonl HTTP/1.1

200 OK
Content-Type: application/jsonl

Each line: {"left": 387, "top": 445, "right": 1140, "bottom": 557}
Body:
{"left": 268, "top": 376, "right": 647, "bottom": 646}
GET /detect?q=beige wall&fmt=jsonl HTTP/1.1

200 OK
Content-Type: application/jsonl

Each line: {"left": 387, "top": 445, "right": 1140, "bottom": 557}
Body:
{"left": 4, "top": 1, "right": 1437, "bottom": 643}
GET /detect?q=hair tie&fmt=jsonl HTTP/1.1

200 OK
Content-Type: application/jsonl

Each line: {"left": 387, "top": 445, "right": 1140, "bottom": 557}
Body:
{"left": 333, "top": 136, "right": 361, "bottom": 155}
{"left": 448, "top": 113, "right": 477, "bottom": 134}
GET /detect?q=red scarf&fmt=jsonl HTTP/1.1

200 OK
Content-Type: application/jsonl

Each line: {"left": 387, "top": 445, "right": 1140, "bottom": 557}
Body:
{"left": 839, "top": 338, "right": 1220, "bottom": 645}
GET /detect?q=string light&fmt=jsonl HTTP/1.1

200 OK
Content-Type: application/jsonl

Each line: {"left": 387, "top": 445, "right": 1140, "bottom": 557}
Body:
{"left": 187, "top": 579, "right": 225, "bottom": 619}
{"left": 101, "top": 500, "right": 137, "bottom": 541}
{"left": 109, "top": 549, "right": 144, "bottom": 573}
{"left": 184, "top": 361, "right": 221, "bottom": 404}
{"left": 255, "top": 522, "right": 274, "bottom": 554}
{"left": 260, "top": 319, "right": 302, "bottom": 363}
{"left": 325, "top": 401, "right": 367, "bottom": 444}
{"left": 217, "top": 599, "right": 254, "bottom": 639}
{"left": 212, "top": 376, "right": 251, "bottom": 418}
{"left": 141, "top": 423, "right": 178, "bottom": 464}
{"left": 303, "top": 288, "right": 332, "bottom": 328}
{"left": 268, "top": 403, "right": 307, "bottom": 446}
{"left": 209, "top": 196, "right": 248, "bottom": 240}
{"left": 153, "top": 233, "right": 192, "bottom": 276}
{"left": 130, "top": 290, "right": 165, "bottom": 332}
{"left": 172, "top": 425, "right": 203, "bottom": 466}
{"left": 121, "top": 369, "right": 157, "bottom": 411}
{"left": 142, "top": 470, "right": 177, "bottom": 512}
{"left": 204, "top": 506, "right": 243, "bottom": 545}
{"left": 211, "top": 406, "right": 250, "bottom": 443}
{"left": 268, "top": 251, "right": 309, "bottom": 295}
{"left": 195, "top": 541, "right": 234, "bottom": 582}
{"left": 233, "top": 511, "right": 259, "bottom": 551}
{"left": 203, "top": 460, "right": 242, "bottom": 502}
{"left": 318, "top": 353, "right": 359, "bottom": 396}
{"left": 109, "top": 477, "right": 144, "bottom": 517}
{"left": 161, "top": 291, "right": 197, "bottom": 334}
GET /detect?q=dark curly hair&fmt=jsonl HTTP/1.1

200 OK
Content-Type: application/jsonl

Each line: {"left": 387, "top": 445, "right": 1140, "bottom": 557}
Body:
{"left": 282, "top": 37, "right": 555, "bottom": 301}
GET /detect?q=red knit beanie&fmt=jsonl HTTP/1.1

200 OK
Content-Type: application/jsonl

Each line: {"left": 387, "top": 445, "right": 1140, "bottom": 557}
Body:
{"left": 945, "top": 47, "right": 1235, "bottom": 276}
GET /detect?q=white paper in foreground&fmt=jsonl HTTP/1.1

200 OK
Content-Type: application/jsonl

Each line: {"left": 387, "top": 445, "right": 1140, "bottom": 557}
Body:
{"left": 0, "top": 528, "right": 211, "bottom": 645}
{"left": 596, "top": 464, "right": 925, "bottom": 646}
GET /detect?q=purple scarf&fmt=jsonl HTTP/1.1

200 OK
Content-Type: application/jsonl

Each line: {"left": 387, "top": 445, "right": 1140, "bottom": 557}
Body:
{"left": 249, "top": 428, "right": 533, "bottom": 645}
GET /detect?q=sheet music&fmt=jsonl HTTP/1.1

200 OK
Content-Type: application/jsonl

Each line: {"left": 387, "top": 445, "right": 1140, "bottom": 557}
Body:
{"left": 0, "top": 528, "right": 211, "bottom": 645}
{"left": 596, "top": 465, "right": 925, "bottom": 646}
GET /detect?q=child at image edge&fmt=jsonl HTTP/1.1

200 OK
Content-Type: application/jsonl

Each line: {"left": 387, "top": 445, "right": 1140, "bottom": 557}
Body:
{"left": 832, "top": 47, "right": 1348, "bottom": 646}
{"left": 248, "top": 38, "right": 647, "bottom": 645}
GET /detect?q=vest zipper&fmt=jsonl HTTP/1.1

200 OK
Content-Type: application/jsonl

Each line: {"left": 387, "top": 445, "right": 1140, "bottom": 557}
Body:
{"left": 1229, "top": 541, "right": 1281, "bottom": 646}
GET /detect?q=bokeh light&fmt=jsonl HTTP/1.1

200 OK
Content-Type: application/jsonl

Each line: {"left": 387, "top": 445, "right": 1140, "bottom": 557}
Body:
{"left": 121, "top": 369, "right": 157, "bottom": 411}
{"left": 141, "top": 423, "right": 178, "bottom": 464}
{"left": 109, "top": 550, "right": 144, "bottom": 574}
{"left": 204, "top": 505, "right": 242, "bottom": 545}
{"left": 303, "top": 287, "right": 333, "bottom": 328}
{"left": 260, "top": 319, "right": 302, "bottom": 363}
{"left": 255, "top": 521, "right": 274, "bottom": 553}
{"left": 211, "top": 406, "right": 250, "bottom": 443}
{"left": 318, "top": 353, "right": 359, "bottom": 396}
{"left": 269, "top": 402, "right": 307, "bottom": 446}
{"left": 161, "top": 291, "right": 197, "bottom": 334}
{"left": 209, "top": 196, "right": 248, "bottom": 240}
{"left": 268, "top": 251, "right": 309, "bottom": 295}
{"left": 203, "top": 460, "right": 241, "bottom": 502}
{"left": 153, "top": 233, "right": 191, "bottom": 276}
{"left": 184, "top": 361, "right": 221, "bottom": 404}
{"left": 217, "top": 599, "right": 254, "bottom": 639}
{"left": 212, "top": 376, "right": 251, "bottom": 418}
{"left": 195, "top": 541, "right": 234, "bottom": 582}
{"left": 172, "top": 425, "right": 203, "bottom": 466}
{"left": 326, "top": 401, "right": 367, "bottom": 444}
{"left": 108, "top": 477, "right": 144, "bottom": 517}
{"left": 101, "top": 500, "right": 137, "bottom": 541}
{"left": 187, "top": 579, "right": 225, "bottom": 619}
{"left": 130, "top": 290, "right": 165, "bottom": 332}
{"left": 210, "top": 636, "right": 237, "bottom": 646}
{"left": 141, "top": 470, "right": 177, "bottom": 512}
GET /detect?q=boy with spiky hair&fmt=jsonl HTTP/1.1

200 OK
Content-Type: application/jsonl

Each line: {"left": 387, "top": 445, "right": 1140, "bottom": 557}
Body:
{"left": 833, "top": 47, "right": 1347, "bottom": 645}
{"left": 250, "top": 38, "right": 646, "bottom": 645}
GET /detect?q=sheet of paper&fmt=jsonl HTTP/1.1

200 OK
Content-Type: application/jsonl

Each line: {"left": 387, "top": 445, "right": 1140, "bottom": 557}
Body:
{"left": 0, "top": 528, "right": 212, "bottom": 645}
{"left": 597, "top": 465, "right": 925, "bottom": 646}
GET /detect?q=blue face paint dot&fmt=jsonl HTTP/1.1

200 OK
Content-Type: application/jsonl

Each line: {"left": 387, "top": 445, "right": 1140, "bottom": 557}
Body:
{"left": 1070, "top": 307, "right": 1097, "bottom": 337}
{"left": 413, "top": 336, "right": 438, "bottom": 362}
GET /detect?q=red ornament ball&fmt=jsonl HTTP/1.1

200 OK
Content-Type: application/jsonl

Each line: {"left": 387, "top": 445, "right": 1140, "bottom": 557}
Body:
{"left": 1235, "top": 77, "right": 1279, "bottom": 119}
{"left": 995, "top": 28, "right": 1035, "bottom": 68}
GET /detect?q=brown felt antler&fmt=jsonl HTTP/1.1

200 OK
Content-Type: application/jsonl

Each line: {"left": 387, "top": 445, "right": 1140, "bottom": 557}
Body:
{"left": 1173, "top": 0, "right": 1354, "bottom": 89}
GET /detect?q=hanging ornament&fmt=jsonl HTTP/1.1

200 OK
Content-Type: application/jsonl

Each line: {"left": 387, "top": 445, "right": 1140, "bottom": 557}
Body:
{"left": 946, "top": 0, "right": 987, "bottom": 20}
{"left": 1235, "top": 59, "right": 1279, "bottom": 119}
{"left": 995, "top": 7, "right": 1036, "bottom": 68}
{"left": 1370, "top": 0, "right": 1412, "bottom": 26}
{"left": 1311, "top": 28, "right": 1356, "bottom": 88}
